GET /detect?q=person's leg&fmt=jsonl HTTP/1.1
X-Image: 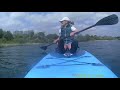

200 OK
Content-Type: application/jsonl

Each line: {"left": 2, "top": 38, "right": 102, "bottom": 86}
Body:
{"left": 63, "top": 44, "right": 68, "bottom": 56}
{"left": 68, "top": 43, "right": 71, "bottom": 50}
{"left": 64, "top": 44, "right": 67, "bottom": 50}
{"left": 64, "top": 40, "right": 72, "bottom": 56}
{"left": 68, "top": 43, "right": 73, "bottom": 55}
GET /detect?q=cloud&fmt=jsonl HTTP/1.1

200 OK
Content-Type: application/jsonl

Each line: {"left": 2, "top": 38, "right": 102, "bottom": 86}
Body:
{"left": 0, "top": 12, "right": 119, "bottom": 36}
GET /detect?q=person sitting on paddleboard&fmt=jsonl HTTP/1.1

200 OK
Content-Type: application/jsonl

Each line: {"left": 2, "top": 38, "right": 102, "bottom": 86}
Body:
{"left": 54, "top": 17, "right": 79, "bottom": 56}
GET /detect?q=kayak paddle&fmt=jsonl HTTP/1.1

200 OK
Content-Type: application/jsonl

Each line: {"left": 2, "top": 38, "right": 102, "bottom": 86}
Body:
{"left": 40, "top": 14, "right": 119, "bottom": 50}
{"left": 75, "top": 14, "right": 119, "bottom": 34}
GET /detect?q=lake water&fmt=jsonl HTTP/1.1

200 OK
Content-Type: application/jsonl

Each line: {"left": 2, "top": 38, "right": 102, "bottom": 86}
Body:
{"left": 0, "top": 40, "right": 120, "bottom": 78}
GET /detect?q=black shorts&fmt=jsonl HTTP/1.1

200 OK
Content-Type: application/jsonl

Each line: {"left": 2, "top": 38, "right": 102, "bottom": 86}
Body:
{"left": 56, "top": 39, "right": 79, "bottom": 54}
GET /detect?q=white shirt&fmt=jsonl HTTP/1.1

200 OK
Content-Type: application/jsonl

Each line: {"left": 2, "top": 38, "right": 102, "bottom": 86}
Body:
{"left": 59, "top": 26, "right": 77, "bottom": 36}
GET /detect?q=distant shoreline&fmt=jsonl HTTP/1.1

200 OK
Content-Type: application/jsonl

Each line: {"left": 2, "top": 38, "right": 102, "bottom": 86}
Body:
{"left": 78, "top": 39, "right": 120, "bottom": 43}
{"left": 0, "top": 43, "right": 45, "bottom": 48}
{"left": 0, "top": 40, "right": 119, "bottom": 48}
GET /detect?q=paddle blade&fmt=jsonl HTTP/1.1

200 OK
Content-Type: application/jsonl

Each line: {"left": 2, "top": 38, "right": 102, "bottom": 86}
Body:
{"left": 40, "top": 46, "right": 47, "bottom": 50}
{"left": 96, "top": 14, "right": 119, "bottom": 26}
{"left": 40, "top": 43, "right": 54, "bottom": 50}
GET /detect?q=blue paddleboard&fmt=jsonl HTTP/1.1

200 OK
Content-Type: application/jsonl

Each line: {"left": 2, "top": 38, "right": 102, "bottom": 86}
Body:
{"left": 25, "top": 50, "right": 117, "bottom": 78}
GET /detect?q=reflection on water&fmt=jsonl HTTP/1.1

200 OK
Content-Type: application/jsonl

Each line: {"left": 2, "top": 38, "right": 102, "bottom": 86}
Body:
{"left": 0, "top": 40, "right": 120, "bottom": 78}
{"left": 0, "top": 45, "right": 47, "bottom": 78}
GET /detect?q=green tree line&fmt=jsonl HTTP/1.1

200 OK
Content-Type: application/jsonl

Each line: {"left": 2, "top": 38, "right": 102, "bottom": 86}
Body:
{"left": 0, "top": 29, "right": 58, "bottom": 44}
{"left": 75, "top": 34, "right": 120, "bottom": 42}
{"left": 0, "top": 29, "right": 120, "bottom": 44}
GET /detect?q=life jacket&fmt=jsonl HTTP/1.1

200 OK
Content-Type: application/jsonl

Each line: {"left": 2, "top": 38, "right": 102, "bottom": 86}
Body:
{"left": 60, "top": 24, "right": 73, "bottom": 42}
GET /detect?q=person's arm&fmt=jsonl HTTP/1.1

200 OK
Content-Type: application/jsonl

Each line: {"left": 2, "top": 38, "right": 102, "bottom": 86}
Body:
{"left": 70, "top": 26, "right": 79, "bottom": 36}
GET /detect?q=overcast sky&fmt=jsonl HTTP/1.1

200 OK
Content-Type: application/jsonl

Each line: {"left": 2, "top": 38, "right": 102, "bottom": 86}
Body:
{"left": 0, "top": 12, "right": 120, "bottom": 36}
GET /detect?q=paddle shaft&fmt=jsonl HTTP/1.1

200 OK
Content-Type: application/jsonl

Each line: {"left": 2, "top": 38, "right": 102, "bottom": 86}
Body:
{"left": 61, "top": 24, "right": 96, "bottom": 40}
{"left": 41, "top": 24, "right": 103, "bottom": 49}
{"left": 75, "top": 24, "right": 96, "bottom": 34}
